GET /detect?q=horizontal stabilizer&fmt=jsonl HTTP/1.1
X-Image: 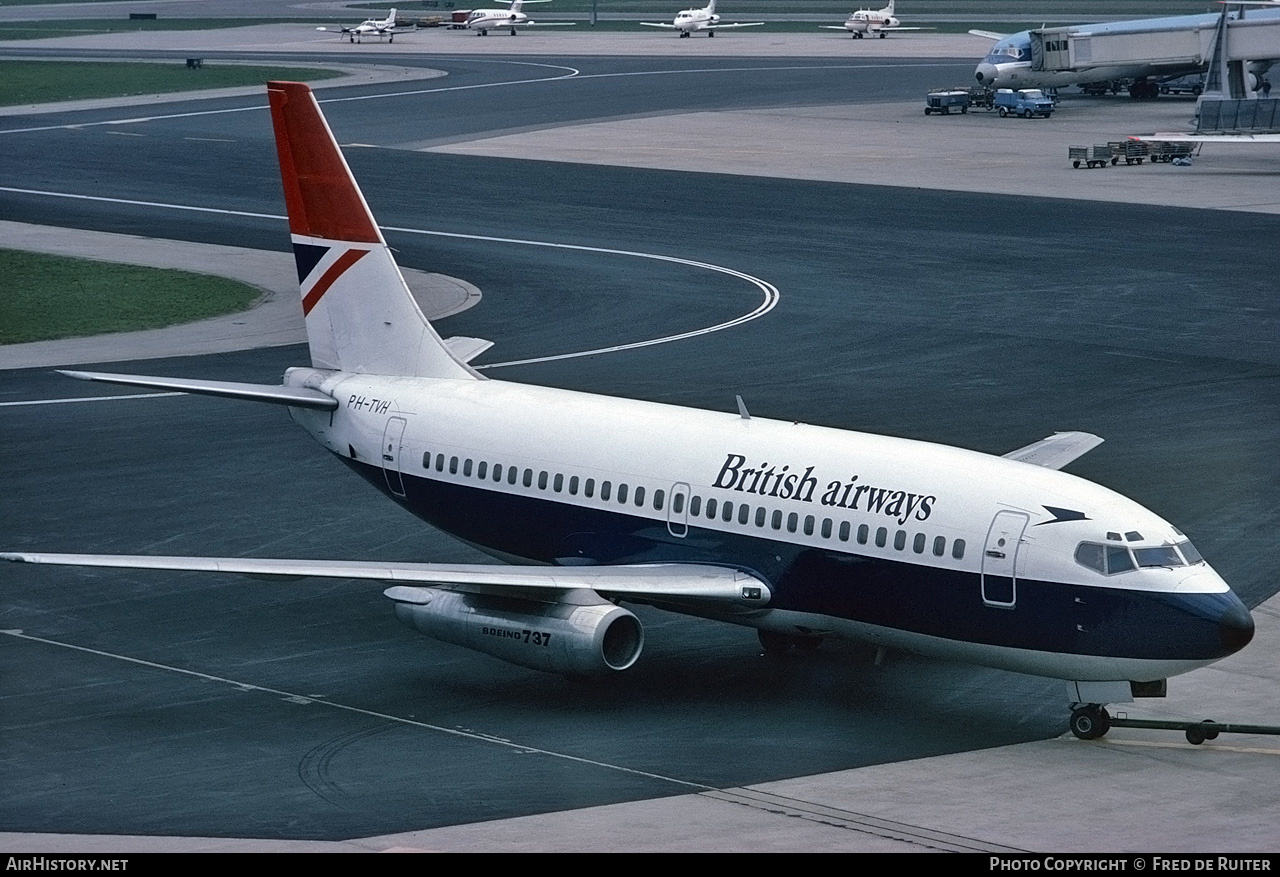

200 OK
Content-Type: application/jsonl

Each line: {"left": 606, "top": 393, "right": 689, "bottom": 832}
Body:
{"left": 0, "top": 553, "right": 770, "bottom": 607}
{"left": 1002, "top": 431, "right": 1104, "bottom": 470}
{"left": 442, "top": 337, "right": 494, "bottom": 363}
{"left": 58, "top": 370, "right": 337, "bottom": 410}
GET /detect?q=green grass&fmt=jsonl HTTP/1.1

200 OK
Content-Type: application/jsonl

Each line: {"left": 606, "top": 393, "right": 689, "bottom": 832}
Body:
{"left": 0, "top": 250, "right": 263, "bottom": 345}
{"left": 0, "top": 60, "right": 342, "bottom": 107}
{"left": 0, "top": 18, "right": 319, "bottom": 40}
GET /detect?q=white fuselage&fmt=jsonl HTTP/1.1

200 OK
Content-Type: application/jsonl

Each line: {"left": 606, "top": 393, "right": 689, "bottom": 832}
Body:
{"left": 845, "top": 11, "right": 898, "bottom": 34}
{"left": 463, "top": 8, "right": 529, "bottom": 33}
{"left": 283, "top": 367, "right": 1249, "bottom": 684}
{"left": 673, "top": 8, "right": 718, "bottom": 33}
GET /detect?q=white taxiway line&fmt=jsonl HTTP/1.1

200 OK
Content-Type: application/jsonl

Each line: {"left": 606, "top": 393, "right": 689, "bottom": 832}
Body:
{"left": 0, "top": 627, "right": 713, "bottom": 791}
{"left": 0, "top": 186, "right": 781, "bottom": 375}
{"left": 0, "top": 61, "right": 581, "bottom": 136}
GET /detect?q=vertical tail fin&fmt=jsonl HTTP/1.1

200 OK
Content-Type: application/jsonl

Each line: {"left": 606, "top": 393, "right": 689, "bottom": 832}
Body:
{"left": 266, "top": 81, "right": 477, "bottom": 380}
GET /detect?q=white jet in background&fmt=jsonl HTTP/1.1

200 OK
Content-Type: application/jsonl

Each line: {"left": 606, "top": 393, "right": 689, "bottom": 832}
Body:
{"left": 822, "top": 1, "right": 928, "bottom": 39}
{"left": 640, "top": 0, "right": 763, "bottom": 37}
{"left": 458, "top": 0, "right": 575, "bottom": 36}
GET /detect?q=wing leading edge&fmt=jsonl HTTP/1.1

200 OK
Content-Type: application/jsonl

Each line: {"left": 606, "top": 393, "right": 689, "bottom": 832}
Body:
{"left": 0, "top": 553, "right": 770, "bottom": 607}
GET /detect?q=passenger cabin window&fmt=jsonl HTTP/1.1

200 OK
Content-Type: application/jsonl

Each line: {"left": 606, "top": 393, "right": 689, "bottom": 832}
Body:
{"left": 653, "top": 489, "right": 665, "bottom": 511}
{"left": 635, "top": 486, "right": 646, "bottom": 507}
{"left": 875, "top": 527, "right": 887, "bottom": 548}
{"left": 463, "top": 459, "right": 473, "bottom": 477}
{"left": 913, "top": 533, "right": 926, "bottom": 554}
{"left": 952, "top": 539, "right": 966, "bottom": 560}
{"left": 893, "top": 530, "right": 906, "bottom": 551}
{"left": 585, "top": 478, "right": 595, "bottom": 498}
{"left": 838, "top": 521, "right": 850, "bottom": 542}
{"left": 449, "top": 456, "right": 459, "bottom": 475}
{"left": 569, "top": 475, "right": 579, "bottom": 495}
{"left": 705, "top": 498, "right": 717, "bottom": 519}
{"left": 689, "top": 495, "right": 700, "bottom": 516}
{"left": 858, "top": 524, "right": 869, "bottom": 545}
{"left": 933, "top": 536, "right": 945, "bottom": 557}
{"left": 553, "top": 473, "right": 563, "bottom": 493}
{"left": 523, "top": 469, "right": 533, "bottom": 488}
{"left": 601, "top": 481, "right": 612, "bottom": 502}
{"left": 508, "top": 467, "right": 518, "bottom": 485}
{"left": 617, "top": 483, "right": 628, "bottom": 504}
{"left": 538, "top": 470, "right": 548, "bottom": 490}
{"left": 477, "top": 461, "right": 487, "bottom": 479}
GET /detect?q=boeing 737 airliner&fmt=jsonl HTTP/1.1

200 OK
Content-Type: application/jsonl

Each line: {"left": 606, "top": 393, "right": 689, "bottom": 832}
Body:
{"left": 3, "top": 82, "right": 1254, "bottom": 741}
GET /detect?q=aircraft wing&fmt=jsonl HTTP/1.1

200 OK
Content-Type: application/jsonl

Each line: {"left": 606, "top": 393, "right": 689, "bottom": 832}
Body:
{"left": 705, "top": 21, "right": 765, "bottom": 29}
{"left": 523, "top": 21, "right": 577, "bottom": 26}
{"left": 0, "top": 553, "right": 770, "bottom": 608}
{"left": 968, "top": 29, "right": 1006, "bottom": 40}
{"left": 1002, "top": 431, "right": 1104, "bottom": 470}
{"left": 1151, "top": 132, "right": 1280, "bottom": 142}
{"left": 639, "top": 22, "right": 678, "bottom": 27}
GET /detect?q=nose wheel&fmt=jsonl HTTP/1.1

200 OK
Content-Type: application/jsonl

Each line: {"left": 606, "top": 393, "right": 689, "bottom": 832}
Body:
{"left": 1069, "top": 704, "right": 1112, "bottom": 740}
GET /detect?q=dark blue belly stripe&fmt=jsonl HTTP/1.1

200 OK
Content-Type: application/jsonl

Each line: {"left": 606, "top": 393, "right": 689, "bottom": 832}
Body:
{"left": 344, "top": 458, "right": 1244, "bottom": 663}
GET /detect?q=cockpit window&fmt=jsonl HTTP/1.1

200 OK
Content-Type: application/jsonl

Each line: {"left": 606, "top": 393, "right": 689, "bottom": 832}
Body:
{"left": 1106, "top": 545, "right": 1136, "bottom": 574}
{"left": 1077, "top": 539, "right": 1204, "bottom": 575}
{"left": 1177, "top": 540, "right": 1204, "bottom": 565}
{"left": 1133, "top": 545, "right": 1185, "bottom": 568}
{"left": 985, "top": 39, "right": 1030, "bottom": 62}
{"left": 1074, "top": 542, "right": 1105, "bottom": 573}
{"left": 1125, "top": 531, "right": 1143, "bottom": 542}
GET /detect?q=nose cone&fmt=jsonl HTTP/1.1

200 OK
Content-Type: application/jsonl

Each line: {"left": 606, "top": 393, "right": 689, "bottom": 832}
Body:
{"left": 1219, "top": 601, "right": 1255, "bottom": 655}
{"left": 975, "top": 63, "right": 998, "bottom": 85}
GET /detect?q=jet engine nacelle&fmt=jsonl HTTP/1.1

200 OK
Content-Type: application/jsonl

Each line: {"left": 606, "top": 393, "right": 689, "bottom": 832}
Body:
{"left": 387, "top": 586, "right": 644, "bottom": 676}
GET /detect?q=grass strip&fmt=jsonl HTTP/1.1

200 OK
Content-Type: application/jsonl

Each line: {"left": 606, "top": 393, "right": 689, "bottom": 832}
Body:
{"left": 0, "top": 60, "right": 342, "bottom": 106}
{"left": 0, "top": 249, "right": 263, "bottom": 345}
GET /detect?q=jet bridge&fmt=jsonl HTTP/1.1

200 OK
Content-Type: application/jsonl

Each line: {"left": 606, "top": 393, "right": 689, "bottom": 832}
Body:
{"left": 1030, "top": 8, "right": 1280, "bottom": 96}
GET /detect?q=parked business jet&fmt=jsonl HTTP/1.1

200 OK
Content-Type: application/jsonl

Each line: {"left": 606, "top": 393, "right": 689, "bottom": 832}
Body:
{"left": 457, "top": 0, "right": 574, "bottom": 36}
{"left": 640, "top": 0, "right": 763, "bottom": 37}
{"left": 821, "top": 1, "right": 927, "bottom": 39}
{"left": 317, "top": 8, "right": 404, "bottom": 43}
{"left": 972, "top": 5, "right": 1280, "bottom": 97}
{"left": 2, "top": 82, "right": 1255, "bottom": 742}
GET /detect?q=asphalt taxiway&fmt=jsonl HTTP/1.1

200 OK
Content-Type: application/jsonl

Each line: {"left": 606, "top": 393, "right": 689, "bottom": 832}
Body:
{"left": 2, "top": 30, "right": 1279, "bottom": 854}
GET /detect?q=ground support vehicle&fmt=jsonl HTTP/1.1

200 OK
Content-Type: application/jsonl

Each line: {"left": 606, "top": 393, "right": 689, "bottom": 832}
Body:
{"left": 1069, "top": 144, "right": 1112, "bottom": 168}
{"left": 1070, "top": 707, "right": 1280, "bottom": 746}
{"left": 924, "top": 90, "right": 970, "bottom": 115}
{"left": 1144, "top": 140, "right": 1199, "bottom": 162}
{"left": 994, "top": 88, "right": 1054, "bottom": 118}
{"left": 1108, "top": 139, "right": 1149, "bottom": 164}
{"left": 967, "top": 86, "right": 995, "bottom": 110}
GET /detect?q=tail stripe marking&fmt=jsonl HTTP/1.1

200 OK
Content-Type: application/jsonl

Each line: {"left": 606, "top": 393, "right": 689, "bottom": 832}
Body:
{"left": 301, "top": 248, "right": 369, "bottom": 315}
